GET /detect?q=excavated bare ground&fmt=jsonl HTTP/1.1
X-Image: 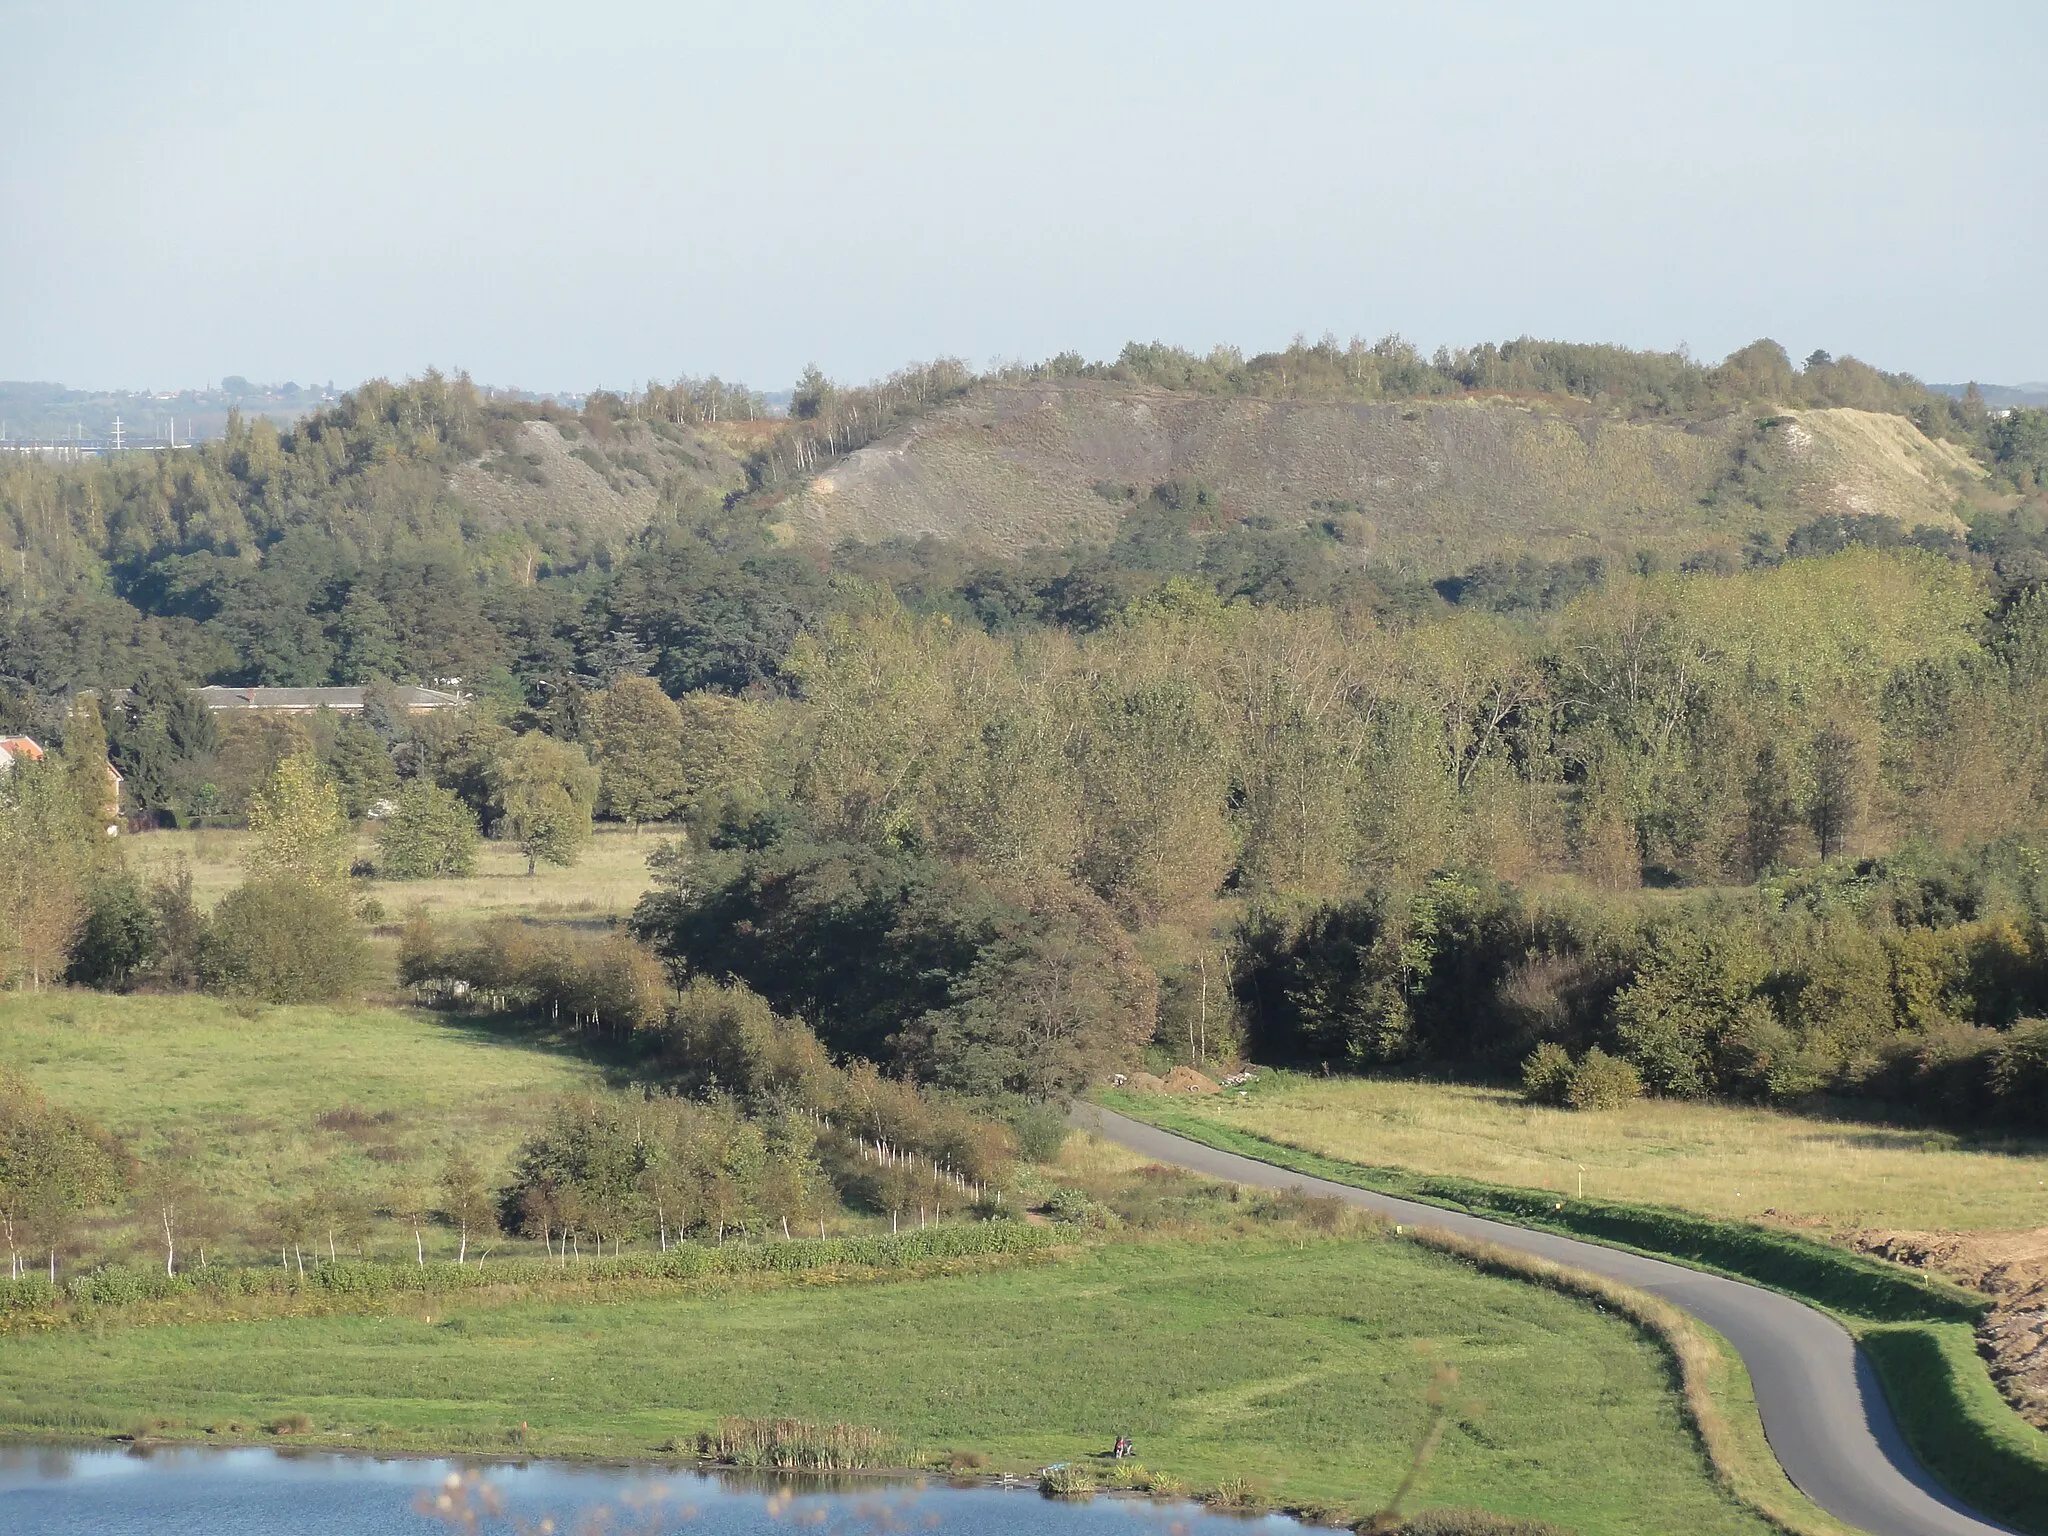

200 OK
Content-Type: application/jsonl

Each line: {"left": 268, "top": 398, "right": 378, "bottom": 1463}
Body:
{"left": 1844, "top": 1226, "right": 2048, "bottom": 1427}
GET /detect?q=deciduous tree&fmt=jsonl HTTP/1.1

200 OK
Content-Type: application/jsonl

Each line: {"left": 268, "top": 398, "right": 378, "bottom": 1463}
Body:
{"left": 0, "top": 755, "right": 89, "bottom": 990}
{"left": 592, "top": 675, "right": 685, "bottom": 830}
{"left": 245, "top": 752, "right": 352, "bottom": 887}
{"left": 487, "top": 734, "right": 598, "bottom": 876}
{"left": 377, "top": 781, "right": 480, "bottom": 878}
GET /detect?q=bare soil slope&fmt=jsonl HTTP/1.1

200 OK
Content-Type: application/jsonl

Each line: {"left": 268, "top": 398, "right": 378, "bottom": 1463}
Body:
{"left": 449, "top": 418, "right": 747, "bottom": 539}
{"left": 774, "top": 382, "right": 1979, "bottom": 566}
{"left": 1775, "top": 409, "right": 1983, "bottom": 525}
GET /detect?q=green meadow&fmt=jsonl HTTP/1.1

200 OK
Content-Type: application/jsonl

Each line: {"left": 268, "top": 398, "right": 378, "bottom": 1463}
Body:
{"left": 0, "top": 1236, "right": 1771, "bottom": 1536}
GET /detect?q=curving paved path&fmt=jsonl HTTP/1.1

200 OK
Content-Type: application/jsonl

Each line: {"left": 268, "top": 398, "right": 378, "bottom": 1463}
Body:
{"left": 1071, "top": 1103, "right": 2021, "bottom": 1536}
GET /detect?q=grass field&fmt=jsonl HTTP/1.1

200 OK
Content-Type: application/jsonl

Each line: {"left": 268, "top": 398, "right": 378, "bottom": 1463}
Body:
{"left": 0, "top": 1235, "right": 1774, "bottom": 1535}
{"left": 124, "top": 824, "right": 663, "bottom": 925}
{"left": 0, "top": 991, "right": 602, "bottom": 1261}
{"left": 1160, "top": 1074, "right": 2048, "bottom": 1234}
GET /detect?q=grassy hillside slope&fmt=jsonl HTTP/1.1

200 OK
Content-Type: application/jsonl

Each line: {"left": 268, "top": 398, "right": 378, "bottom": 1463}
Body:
{"left": 773, "top": 381, "right": 1980, "bottom": 565}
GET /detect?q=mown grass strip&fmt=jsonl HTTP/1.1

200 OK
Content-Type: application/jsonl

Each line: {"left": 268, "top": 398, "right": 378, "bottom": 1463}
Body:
{"left": 1405, "top": 1225, "right": 1861, "bottom": 1536}
{"left": 1100, "top": 1095, "right": 1981, "bottom": 1323}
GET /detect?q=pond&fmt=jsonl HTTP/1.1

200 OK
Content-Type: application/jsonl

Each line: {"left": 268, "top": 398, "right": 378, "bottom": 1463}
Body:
{"left": 0, "top": 1445, "right": 1308, "bottom": 1535}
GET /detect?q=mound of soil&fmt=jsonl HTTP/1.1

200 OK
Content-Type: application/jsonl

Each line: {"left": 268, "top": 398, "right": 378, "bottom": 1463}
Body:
{"left": 1160, "top": 1066, "right": 1222, "bottom": 1095}
{"left": 1122, "top": 1072, "right": 1166, "bottom": 1094}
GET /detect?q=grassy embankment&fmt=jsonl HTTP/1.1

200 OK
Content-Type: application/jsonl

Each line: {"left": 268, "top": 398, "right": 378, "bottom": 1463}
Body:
{"left": 0, "top": 1233, "right": 1777, "bottom": 1535}
{"left": 1102, "top": 1079, "right": 2048, "bottom": 1534}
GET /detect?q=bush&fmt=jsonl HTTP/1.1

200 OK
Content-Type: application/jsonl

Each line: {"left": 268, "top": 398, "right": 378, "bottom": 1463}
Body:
{"left": 66, "top": 865, "right": 155, "bottom": 989}
{"left": 200, "top": 877, "right": 368, "bottom": 1003}
{"left": 147, "top": 865, "right": 205, "bottom": 986}
{"left": 1564, "top": 1046, "right": 1642, "bottom": 1110}
{"left": 1519, "top": 1042, "right": 1573, "bottom": 1105}
{"left": 1988, "top": 1018, "right": 2048, "bottom": 1129}
{"left": 377, "top": 782, "right": 480, "bottom": 879}
{"left": 1039, "top": 1464, "right": 1097, "bottom": 1497}
{"left": 1001, "top": 1099, "right": 1071, "bottom": 1162}
{"left": 699, "top": 1417, "right": 893, "bottom": 1470}
{"left": 401, "top": 914, "right": 668, "bottom": 1036}
{"left": 657, "top": 977, "right": 838, "bottom": 1108}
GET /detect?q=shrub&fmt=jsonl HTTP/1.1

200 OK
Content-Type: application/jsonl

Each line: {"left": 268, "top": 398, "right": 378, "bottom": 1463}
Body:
{"left": 1520, "top": 1041, "right": 1573, "bottom": 1105}
{"left": 1988, "top": 1018, "right": 2048, "bottom": 1129}
{"left": 146, "top": 865, "right": 205, "bottom": 986}
{"left": 66, "top": 865, "right": 155, "bottom": 989}
{"left": 199, "top": 877, "right": 367, "bottom": 1003}
{"left": 1044, "top": 1187, "right": 1096, "bottom": 1223}
{"left": 658, "top": 977, "right": 838, "bottom": 1108}
{"left": 1206, "top": 1475, "right": 1259, "bottom": 1509}
{"left": 1564, "top": 1046, "right": 1642, "bottom": 1110}
{"left": 1003, "top": 1100, "right": 1071, "bottom": 1163}
{"left": 699, "top": 1418, "right": 892, "bottom": 1470}
{"left": 1039, "top": 1464, "right": 1096, "bottom": 1497}
{"left": 377, "top": 782, "right": 480, "bottom": 879}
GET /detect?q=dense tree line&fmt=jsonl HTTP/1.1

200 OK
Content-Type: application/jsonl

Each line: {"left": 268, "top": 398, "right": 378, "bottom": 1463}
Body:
{"left": 1239, "top": 854, "right": 2048, "bottom": 1129}
{"left": 1022, "top": 336, "right": 1991, "bottom": 439}
{"left": 604, "top": 547, "right": 2048, "bottom": 1128}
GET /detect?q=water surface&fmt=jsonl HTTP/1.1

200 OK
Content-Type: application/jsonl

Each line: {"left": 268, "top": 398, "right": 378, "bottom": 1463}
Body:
{"left": 0, "top": 1445, "right": 1305, "bottom": 1534}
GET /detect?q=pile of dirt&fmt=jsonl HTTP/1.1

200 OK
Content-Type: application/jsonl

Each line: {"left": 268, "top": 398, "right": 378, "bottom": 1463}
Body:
{"left": 1121, "top": 1072, "right": 1166, "bottom": 1094}
{"left": 448, "top": 418, "right": 746, "bottom": 540}
{"left": 1847, "top": 1226, "right": 2048, "bottom": 1428}
{"left": 772, "top": 379, "right": 1978, "bottom": 567}
{"left": 1980, "top": 1282, "right": 2048, "bottom": 1426}
{"left": 1160, "top": 1066, "right": 1222, "bottom": 1095}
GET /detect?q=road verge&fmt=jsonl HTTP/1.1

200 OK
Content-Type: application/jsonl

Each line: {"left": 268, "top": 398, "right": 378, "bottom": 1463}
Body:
{"left": 1098, "top": 1095, "right": 2048, "bottom": 1534}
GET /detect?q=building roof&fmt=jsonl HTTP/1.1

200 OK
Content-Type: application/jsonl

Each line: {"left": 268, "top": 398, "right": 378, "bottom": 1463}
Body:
{"left": 0, "top": 735, "right": 44, "bottom": 763}
{"left": 192, "top": 685, "right": 465, "bottom": 713}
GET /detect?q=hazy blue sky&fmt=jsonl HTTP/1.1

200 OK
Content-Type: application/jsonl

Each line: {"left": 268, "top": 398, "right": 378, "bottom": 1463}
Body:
{"left": 3, "top": 1, "right": 2043, "bottom": 393}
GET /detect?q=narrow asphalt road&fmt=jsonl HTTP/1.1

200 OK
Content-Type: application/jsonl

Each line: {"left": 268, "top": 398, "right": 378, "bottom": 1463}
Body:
{"left": 1070, "top": 1103, "right": 2022, "bottom": 1536}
